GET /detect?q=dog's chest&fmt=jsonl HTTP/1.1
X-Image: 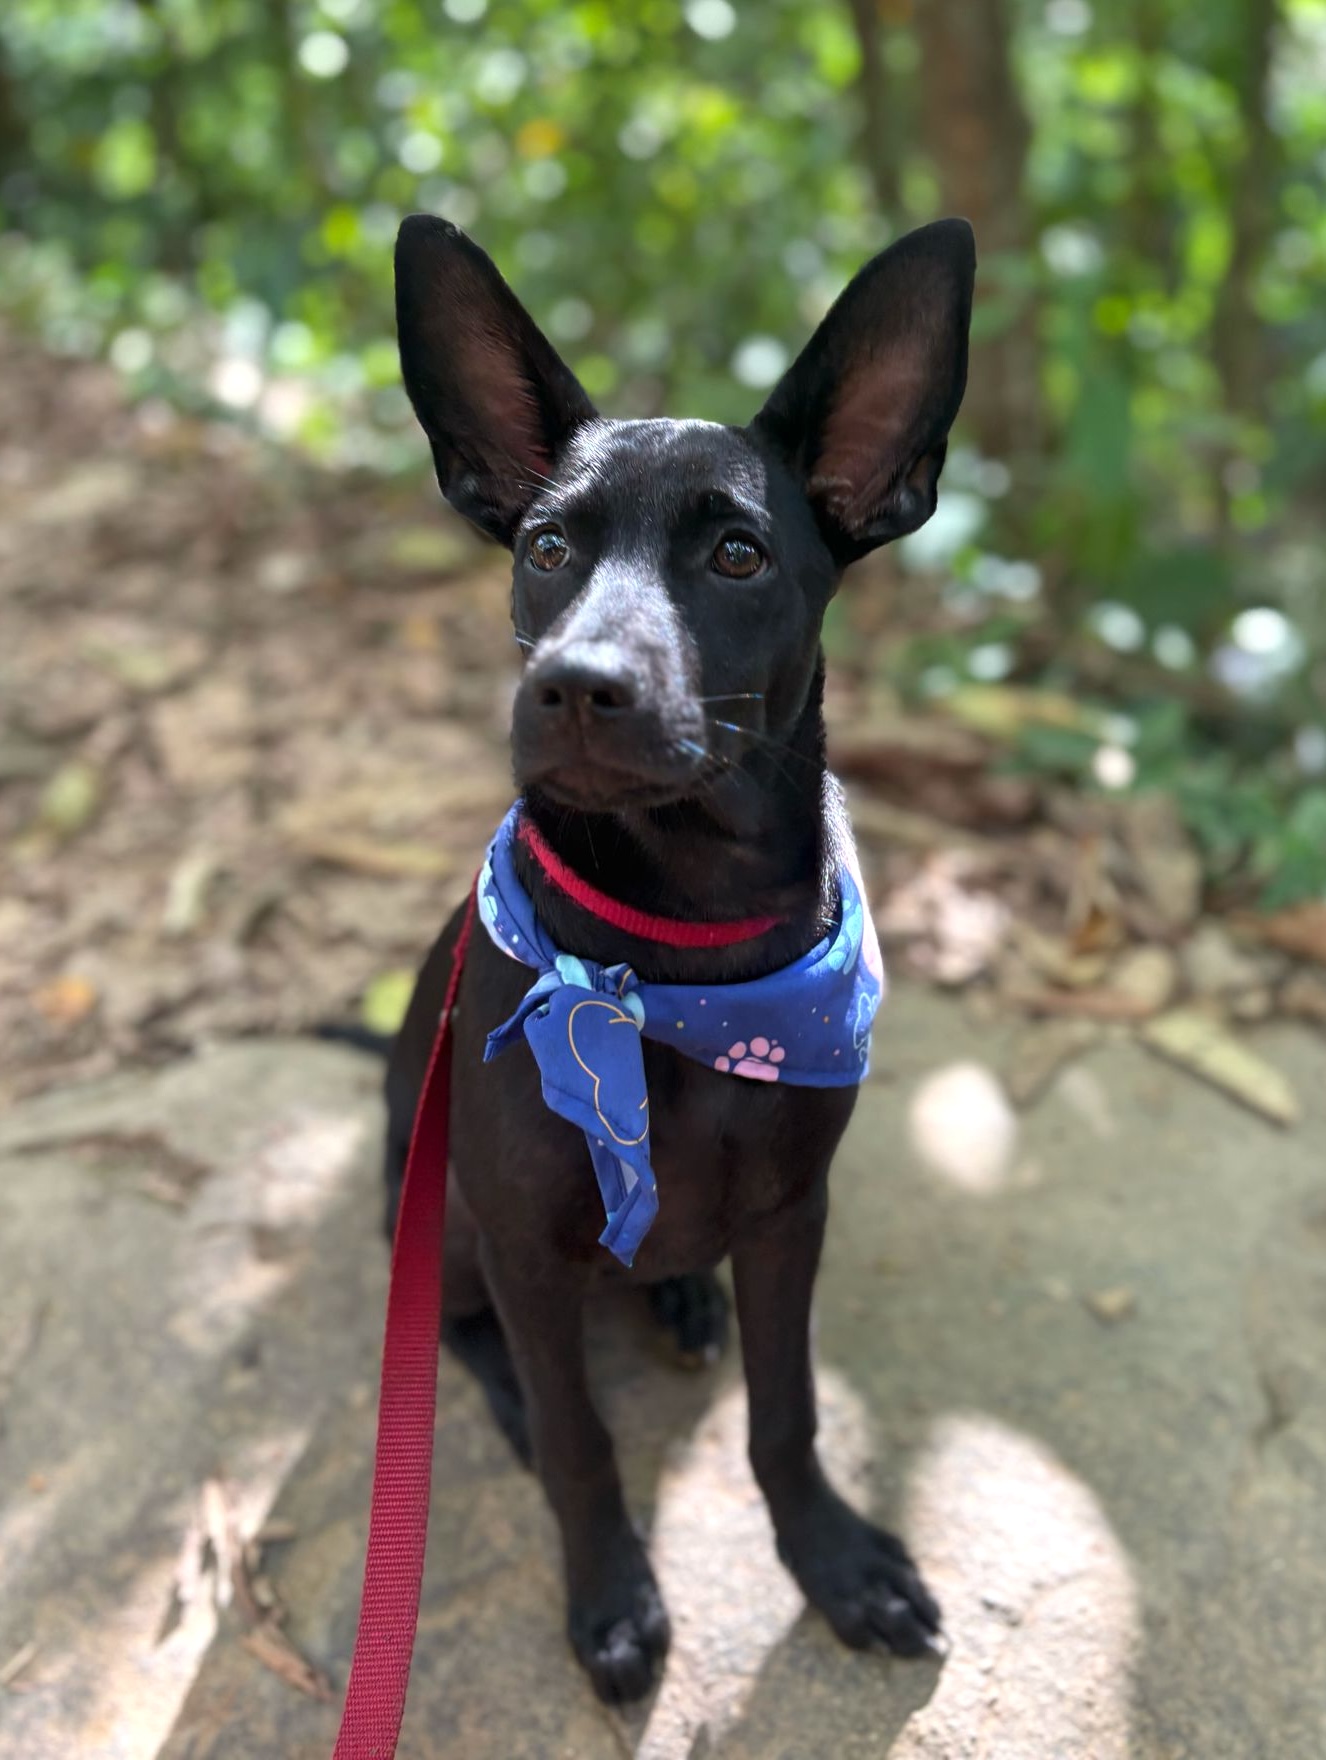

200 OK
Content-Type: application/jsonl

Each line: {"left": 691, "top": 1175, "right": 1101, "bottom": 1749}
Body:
{"left": 628, "top": 1043, "right": 856, "bottom": 1275}
{"left": 452, "top": 928, "right": 857, "bottom": 1278}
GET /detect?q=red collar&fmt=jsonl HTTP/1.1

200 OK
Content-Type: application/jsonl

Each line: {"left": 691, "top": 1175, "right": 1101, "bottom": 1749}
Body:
{"left": 517, "top": 815, "right": 782, "bottom": 949}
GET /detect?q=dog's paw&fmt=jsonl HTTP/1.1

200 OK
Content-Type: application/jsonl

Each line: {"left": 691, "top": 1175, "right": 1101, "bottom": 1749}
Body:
{"left": 568, "top": 1548, "right": 670, "bottom": 1704}
{"left": 777, "top": 1489, "right": 943, "bottom": 1660}
{"left": 646, "top": 1270, "right": 729, "bottom": 1368}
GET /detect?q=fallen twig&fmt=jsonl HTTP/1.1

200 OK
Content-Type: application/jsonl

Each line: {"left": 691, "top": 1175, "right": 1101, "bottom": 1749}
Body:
{"left": 0, "top": 1641, "right": 39, "bottom": 1691}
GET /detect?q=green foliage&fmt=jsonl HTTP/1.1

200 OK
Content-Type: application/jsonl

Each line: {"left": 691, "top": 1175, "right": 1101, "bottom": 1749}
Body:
{"left": 1, "top": 0, "right": 1323, "bottom": 899}
{"left": 1, "top": 0, "right": 884, "bottom": 457}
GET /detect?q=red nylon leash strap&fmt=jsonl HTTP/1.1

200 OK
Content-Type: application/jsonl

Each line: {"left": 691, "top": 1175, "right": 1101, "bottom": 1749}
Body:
{"left": 332, "top": 886, "right": 477, "bottom": 1760}
{"left": 330, "top": 826, "right": 775, "bottom": 1756}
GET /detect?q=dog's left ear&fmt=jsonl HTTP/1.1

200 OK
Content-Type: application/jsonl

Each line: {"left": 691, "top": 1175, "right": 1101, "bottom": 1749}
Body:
{"left": 750, "top": 218, "right": 975, "bottom": 565}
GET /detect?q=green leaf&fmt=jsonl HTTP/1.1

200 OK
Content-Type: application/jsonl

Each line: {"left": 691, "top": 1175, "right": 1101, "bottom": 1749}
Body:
{"left": 361, "top": 969, "right": 416, "bottom": 1037}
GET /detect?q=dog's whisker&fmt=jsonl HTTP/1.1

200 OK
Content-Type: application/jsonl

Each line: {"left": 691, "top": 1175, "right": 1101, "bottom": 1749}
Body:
{"left": 706, "top": 718, "right": 816, "bottom": 793}
{"left": 695, "top": 693, "right": 765, "bottom": 705}
{"left": 490, "top": 443, "right": 559, "bottom": 493}
{"left": 708, "top": 719, "right": 819, "bottom": 770}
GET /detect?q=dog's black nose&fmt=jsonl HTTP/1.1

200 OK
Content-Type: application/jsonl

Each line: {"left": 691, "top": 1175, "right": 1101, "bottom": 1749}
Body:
{"left": 532, "top": 651, "right": 638, "bottom": 721}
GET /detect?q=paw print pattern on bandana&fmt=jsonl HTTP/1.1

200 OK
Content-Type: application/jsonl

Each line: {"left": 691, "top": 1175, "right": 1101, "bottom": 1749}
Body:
{"left": 714, "top": 1036, "right": 786, "bottom": 1081}
{"left": 825, "top": 886, "right": 864, "bottom": 974}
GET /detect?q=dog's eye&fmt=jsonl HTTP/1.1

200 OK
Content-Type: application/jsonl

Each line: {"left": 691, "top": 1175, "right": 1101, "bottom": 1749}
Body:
{"left": 529, "top": 527, "right": 569, "bottom": 571}
{"left": 712, "top": 535, "right": 766, "bottom": 580}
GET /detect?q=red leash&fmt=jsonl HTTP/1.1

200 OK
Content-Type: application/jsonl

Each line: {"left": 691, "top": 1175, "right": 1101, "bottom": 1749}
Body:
{"left": 332, "top": 888, "right": 476, "bottom": 1760}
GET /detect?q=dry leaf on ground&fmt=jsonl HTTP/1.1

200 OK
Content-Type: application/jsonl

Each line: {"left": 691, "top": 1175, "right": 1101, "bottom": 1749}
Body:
{"left": 1084, "top": 1286, "right": 1138, "bottom": 1325}
{"left": 30, "top": 975, "right": 99, "bottom": 1025}
{"left": 1247, "top": 901, "right": 1326, "bottom": 967}
{"left": 1004, "top": 1020, "right": 1102, "bottom": 1108}
{"left": 830, "top": 715, "right": 991, "bottom": 780}
{"left": 1138, "top": 1009, "right": 1301, "bottom": 1127}
{"left": 850, "top": 793, "right": 1004, "bottom": 858}
{"left": 1280, "top": 970, "right": 1326, "bottom": 1024}
{"left": 1115, "top": 792, "right": 1203, "bottom": 933}
{"left": 1009, "top": 922, "right": 1110, "bottom": 989}
{"left": 0, "top": 1640, "right": 39, "bottom": 1691}
{"left": 168, "top": 1478, "right": 329, "bottom": 1699}
{"left": 1229, "top": 986, "right": 1275, "bottom": 1024}
{"left": 1105, "top": 946, "right": 1179, "bottom": 1014}
{"left": 290, "top": 833, "right": 459, "bottom": 880}
{"left": 240, "top": 1624, "right": 333, "bottom": 1702}
{"left": 998, "top": 945, "right": 1176, "bottom": 1022}
{"left": 1181, "top": 921, "right": 1272, "bottom": 997}
{"left": 875, "top": 856, "right": 1009, "bottom": 986}
{"left": 362, "top": 968, "right": 415, "bottom": 1035}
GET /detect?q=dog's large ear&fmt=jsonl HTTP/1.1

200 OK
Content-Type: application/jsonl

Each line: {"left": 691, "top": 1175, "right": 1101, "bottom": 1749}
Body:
{"left": 750, "top": 219, "right": 975, "bottom": 565}
{"left": 395, "top": 216, "right": 597, "bottom": 545}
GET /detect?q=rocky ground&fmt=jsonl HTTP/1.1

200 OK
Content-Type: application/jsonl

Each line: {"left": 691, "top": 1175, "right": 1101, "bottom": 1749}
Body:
{"left": 3, "top": 335, "right": 1325, "bottom": 1758}
{"left": 2, "top": 998, "right": 1325, "bottom": 1759}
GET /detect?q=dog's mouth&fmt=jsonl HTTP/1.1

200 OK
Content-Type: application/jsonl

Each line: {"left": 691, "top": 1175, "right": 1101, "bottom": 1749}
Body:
{"left": 529, "top": 759, "right": 711, "bottom": 813}
{"left": 519, "top": 734, "right": 720, "bottom": 812}
{"left": 540, "top": 777, "right": 689, "bottom": 811}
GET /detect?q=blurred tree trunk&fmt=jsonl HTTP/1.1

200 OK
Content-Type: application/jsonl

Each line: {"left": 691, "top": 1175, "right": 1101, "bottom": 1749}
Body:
{"left": 1125, "top": 0, "right": 1173, "bottom": 282}
{"left": 132, "top": 0, "right": 198, "bottom": 268}
{"left": 913, "top": 0, "right": 1039, "bottom": 458}
{"left": 845, "top": 0, "right": 901, "bottom": 216}
{"left": 0, "top": 32, "right": 26, "bottom": 171}
{"left": 1212, "top": 0, "right": 1279, "bottom": 421}
{"left": 271, "top": 0, "right": 323, "bottom": 192}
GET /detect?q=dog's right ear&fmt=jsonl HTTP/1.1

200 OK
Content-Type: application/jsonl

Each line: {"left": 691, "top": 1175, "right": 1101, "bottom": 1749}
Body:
{"left": 395, "top": 216, "right": 597, "bottom": 545}
{"left": 750, "top": 218, "right": 975, "bottom": 567}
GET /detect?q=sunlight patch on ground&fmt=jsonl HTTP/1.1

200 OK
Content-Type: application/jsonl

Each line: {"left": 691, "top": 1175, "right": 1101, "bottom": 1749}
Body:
{"left": 895, "top": 1413, "right": 1139, "bottom": 1759}
{"left": 0, "top": 1427, "right": 311, "bottom": 1760}
{"left": 0, "top": 1071, "right": 374, "bottom": 1760}
{"left": 0, "top": 1441, "right": 94, "bottom": 1611}
{"left": 908, "top": 1061, "right": 1019, "bottom": 1193}
{"left": 167, "top": 1109, "right": 366, "bottom": 1356}
{"left": 634, "top": 1366, "right": 874, "bottom": 1758}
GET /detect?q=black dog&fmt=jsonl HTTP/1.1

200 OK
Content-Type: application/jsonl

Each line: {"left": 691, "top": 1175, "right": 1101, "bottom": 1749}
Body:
{"left": 385, "top": 214, "right": 974, "bottom": 1703}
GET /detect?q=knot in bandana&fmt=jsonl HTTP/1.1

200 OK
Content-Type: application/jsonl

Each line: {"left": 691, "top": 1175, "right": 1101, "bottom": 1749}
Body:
{"left": 479, "top": 807, "right": 885, "bottom": 1267}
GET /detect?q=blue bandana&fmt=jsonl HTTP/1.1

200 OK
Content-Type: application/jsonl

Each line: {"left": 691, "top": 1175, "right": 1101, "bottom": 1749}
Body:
{"left": 478, "top": 807, "right": 885, "bottom": 1267}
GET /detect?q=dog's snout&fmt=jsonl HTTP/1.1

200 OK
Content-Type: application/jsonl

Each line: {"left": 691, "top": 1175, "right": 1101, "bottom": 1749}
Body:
{"left": 532, "top": 652, "right": 639, "bottom": 722}
{"left": 514, "top": 629, "right": 701, "bottom": 805}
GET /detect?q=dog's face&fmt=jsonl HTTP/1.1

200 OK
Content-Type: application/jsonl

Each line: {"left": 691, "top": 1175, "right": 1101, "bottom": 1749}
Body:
{"left": 501, "top": 416, "right": 831, "bottom": 811}
{"left": 395, "top": 218, "right": 974, "bottom": 812}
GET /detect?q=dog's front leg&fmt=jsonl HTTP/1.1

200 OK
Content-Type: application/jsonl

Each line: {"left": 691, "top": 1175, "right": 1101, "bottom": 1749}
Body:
{"left": 732, "top": 1188, "right": 944, "bottom": 1659}
{"left": 479, "top": 1239, "right": 670, "bottom": 1703}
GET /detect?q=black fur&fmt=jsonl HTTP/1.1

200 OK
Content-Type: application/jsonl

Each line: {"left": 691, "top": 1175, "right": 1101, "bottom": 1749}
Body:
{"left": 386, "top": 215, "right": 974, "bottom": 1701}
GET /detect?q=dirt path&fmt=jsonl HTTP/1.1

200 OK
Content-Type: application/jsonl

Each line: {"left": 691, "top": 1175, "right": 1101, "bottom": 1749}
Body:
{"left": 1, "top": 329, "right": 517, "bottom": 1102}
